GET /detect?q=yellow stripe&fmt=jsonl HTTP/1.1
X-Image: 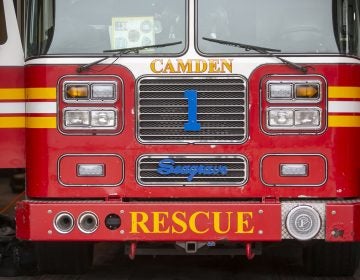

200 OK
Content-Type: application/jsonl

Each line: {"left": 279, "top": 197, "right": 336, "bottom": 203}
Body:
{"left": 26, "top": 117, "right": 57, "bottom": 128}
{"left": 0, "top": 117, "right": 57, "bottom": 128}
{"left": 328, "top": 116, "right": 360, "bottom": 127}
{"left": 328, "top": 87, "right": 360, "bottom": 99}
{"left": 0, "top": 117, "right": 25, "bottom": 128}
{"left": 26, "top": 88, "right": 56, "bottom": 100}
{"left": 0, "top": 89, "right": 25, "bottom": 100}
{"left": 0, "top": 88, "right": 57, "bottom": 100}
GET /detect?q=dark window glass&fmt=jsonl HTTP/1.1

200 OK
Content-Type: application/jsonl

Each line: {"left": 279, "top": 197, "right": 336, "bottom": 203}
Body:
{"left": 197, "top": 0, "right": 359, "bottom": 56}
{"left": 26, "top": 0, "right": 187, "bottom": 56}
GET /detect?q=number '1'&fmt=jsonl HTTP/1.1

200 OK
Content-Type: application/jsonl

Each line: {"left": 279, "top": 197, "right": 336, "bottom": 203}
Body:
{"left": 184, "top": 89, "right": 201, "bottom": 131}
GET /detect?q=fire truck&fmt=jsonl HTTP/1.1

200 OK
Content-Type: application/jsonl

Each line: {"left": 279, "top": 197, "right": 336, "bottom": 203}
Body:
{"left": 1, "top": 0, "right": 359, "bottom": 276}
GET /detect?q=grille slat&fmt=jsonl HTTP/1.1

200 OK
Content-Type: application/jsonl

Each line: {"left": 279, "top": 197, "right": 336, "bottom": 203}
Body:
{"left": 140, "top": 99, "right": 245, "bottom": 106}
{"left": 137, "top": 76, "right": 247, "bottom": 143}
{"left": 140, "top": 91, "right": 245, "bottom": 99}
{"left": 139, "top": 121, "right": 245, "bottom": 129}
{"left": 137, "top": 155, "right": 248, "bottom": 186}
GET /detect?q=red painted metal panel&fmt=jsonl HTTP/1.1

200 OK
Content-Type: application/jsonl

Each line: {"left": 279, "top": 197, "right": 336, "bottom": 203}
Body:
{"left": 0, "top": 67, "right": 24, "bottom": 86}
{"left": 16, "top": 201, "right": 281, "bottom": 241}
{"left": 0, "top": 66, "right": 25, "bottom": 168}
{"left": 325, "top": 202, "right": 360, "bottom": 241}
{"left": 24, "top": 63, "right": 360, "bottom": 200}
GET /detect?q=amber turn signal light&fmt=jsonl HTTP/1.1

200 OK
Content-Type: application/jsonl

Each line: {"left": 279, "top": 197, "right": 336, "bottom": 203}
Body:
{"left": 66, "top": 85, "right": 89, "bottom": 98}
{"left": 295, "top": 84, "right": 319, "bottom": 98}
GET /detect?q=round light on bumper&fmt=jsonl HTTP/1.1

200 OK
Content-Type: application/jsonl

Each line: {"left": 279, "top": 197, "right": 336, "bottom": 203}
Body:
{"left": 286, "top": 205, "right": 321, "bottom": 241}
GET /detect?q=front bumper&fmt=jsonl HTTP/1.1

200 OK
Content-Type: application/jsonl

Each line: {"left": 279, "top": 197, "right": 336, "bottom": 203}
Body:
{"left": 15, "top": 200, "right": 360, "bottom": 242}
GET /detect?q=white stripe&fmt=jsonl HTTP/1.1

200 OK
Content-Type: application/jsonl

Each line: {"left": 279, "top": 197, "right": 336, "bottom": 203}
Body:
{"left": 329, "top": 101, "right": 360, "bottom": 113}
{"left": 26, "top": 102, "right": 57, "bottom": 114}
{"left": 3, "top": 101, "right": 360, "bottom": 114}
{"left": 0, "top": 102, "right": 25, "bottom": 114}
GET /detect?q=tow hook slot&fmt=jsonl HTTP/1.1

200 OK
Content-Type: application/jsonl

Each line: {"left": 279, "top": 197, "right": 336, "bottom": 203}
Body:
{"left": 176, "top": 242, "right": 206, "bottom": 254}
{"left": 185, "top": 242, "right": 197, "bottom": 253}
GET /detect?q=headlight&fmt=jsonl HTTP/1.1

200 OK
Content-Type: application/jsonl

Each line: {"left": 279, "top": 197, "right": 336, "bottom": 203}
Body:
{"left": 91, "top": 110, "right": 116, "bottom": 127}
{"left": 294, "top": 109, "right": 320, "bottom": 127}
{"left": 64, "top": 110, "right": 90, "bottom": 127}
{"left": 268, "top": 109, "right": 294, "bottom": 126}
{"left": 267, "top": 108, "right": 321, "bottom": 130}
{"left": 64, "top": 108, "right": 117, "bottom": 130}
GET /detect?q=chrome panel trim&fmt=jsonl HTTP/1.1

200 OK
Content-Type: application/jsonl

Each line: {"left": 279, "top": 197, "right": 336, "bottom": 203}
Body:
{"left": 137, "top": 154, "right": 248, "bottom": 186}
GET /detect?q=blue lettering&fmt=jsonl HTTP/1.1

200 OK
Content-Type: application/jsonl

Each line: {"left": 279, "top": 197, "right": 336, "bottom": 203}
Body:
{"left": 157, "top": 159, "right": 175, "bottom": 175}
{"left": 156, "top": 158, "right": 228, "bottom": 182}
{"left": 184, "top": 89, "right": 201, "bottom": 131}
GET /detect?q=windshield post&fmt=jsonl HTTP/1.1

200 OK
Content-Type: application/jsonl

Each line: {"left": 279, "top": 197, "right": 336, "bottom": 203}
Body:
{"left": 0, "top": 0, "right": 7, "bottom": 45}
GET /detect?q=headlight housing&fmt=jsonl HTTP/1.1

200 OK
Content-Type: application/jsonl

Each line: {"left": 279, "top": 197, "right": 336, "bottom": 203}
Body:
{"left": 261, "top": 76, "right": 326, "bottom": 134}
{"left": 58, "top": 76, "right": 123, "bottom": 135}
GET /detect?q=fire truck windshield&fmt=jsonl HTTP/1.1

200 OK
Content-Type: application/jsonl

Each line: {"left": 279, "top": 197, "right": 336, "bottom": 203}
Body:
{"left": 197, "top": 0, "right": 360, "bottom": 56}
{"left": 26, "top": 0, "right": 186, "bottom": 56}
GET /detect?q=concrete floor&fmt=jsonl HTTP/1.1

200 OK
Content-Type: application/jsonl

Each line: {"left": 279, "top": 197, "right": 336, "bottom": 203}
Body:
{"left": 0, "top": 173, "right": 359, "bottom": 280}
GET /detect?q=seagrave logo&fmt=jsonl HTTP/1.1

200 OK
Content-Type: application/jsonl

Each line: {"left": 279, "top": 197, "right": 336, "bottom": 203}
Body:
{"left": 157, "top": 158, "right": 228, "bottom": 182}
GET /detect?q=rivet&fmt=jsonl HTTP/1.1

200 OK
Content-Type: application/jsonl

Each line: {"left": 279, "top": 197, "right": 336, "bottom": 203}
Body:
{"left": 120, "top": 230, "right": 125, "bottom": 234}
{"left": 331, "top": 210, "right": 336, "bottom": 215}
{"left": 47, "top": 210, "right": 52, "bottom": 214}
{"left": 258, "top": 209, "right": 264, "bottom": 214}
{"left": 120, "top": 210, "right": 124, "bottom": 214}
{"left": 258, "top": 230, "right": 263, "bottom": 235}
{"left": 48, "top": 230, "right": 52, "bottom": 235}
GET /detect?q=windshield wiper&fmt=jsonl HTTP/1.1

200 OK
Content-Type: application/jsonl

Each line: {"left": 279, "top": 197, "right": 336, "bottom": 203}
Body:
{"left": 202, "top": 37, "right": 309, "bottom": 73}
{"left": 77, "top": 41, "right": 182, "bottom": 73}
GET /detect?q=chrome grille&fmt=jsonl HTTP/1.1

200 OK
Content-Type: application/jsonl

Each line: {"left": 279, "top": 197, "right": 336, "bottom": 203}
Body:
{"left": 137, "top": 155, "right": 248, "bottom": 186}
{"left": 137, "top": 76, "right": 247, "bottom": 143}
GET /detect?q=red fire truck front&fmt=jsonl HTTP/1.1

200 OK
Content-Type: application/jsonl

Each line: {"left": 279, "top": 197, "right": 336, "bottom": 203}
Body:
{"left": 6, "top": 0, "right": 360, "bottom": 276}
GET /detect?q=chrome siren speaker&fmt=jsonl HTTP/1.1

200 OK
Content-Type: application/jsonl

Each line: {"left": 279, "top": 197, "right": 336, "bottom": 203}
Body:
{"left": 77, "top": 212, "right": 99, "bottom": 234}
{"left": 286, "top": 205, "right": 321, "bottom": 241}
{"left": 53, "top": 212, "right": 75, "bottom": 234}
